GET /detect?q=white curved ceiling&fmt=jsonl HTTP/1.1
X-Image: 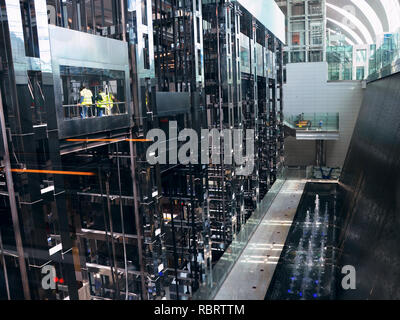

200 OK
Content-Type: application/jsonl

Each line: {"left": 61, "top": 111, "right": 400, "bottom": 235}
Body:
{"left": 327, "top": 17, "right": 364, "bottom": 44}
{"left": 326, "top": 0, "right": 400, "bottom": 45}
{"left": 327, "top": 2, "right": 373, "bottom": 44}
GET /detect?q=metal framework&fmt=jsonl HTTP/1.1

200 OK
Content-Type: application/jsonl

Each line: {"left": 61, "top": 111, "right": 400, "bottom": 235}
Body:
{"left": 0, "top": 0, "right": 284, "bottom": 300}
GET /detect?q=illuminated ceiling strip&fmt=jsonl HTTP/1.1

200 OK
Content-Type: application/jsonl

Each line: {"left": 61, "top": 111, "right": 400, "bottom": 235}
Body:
{"left": 327, "top": 2, "right": 373, "bottom": 44}
{"left": 328, "top": 28, "right": 355, "bottom": 46}
{"left": 381, "top": 0, "right": 400, "bottom": 32}
{"left": 349, "top": 0, "right": 384, "bottom": 36}
{"left": 327, "top": 18, "right": 364, "bottom": 44}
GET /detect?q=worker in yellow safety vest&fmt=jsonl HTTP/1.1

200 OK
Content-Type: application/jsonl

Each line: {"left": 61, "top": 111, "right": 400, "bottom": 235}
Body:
{"left": 104, "top": 89, "right": 115, "bottom": 116}
{"left": 95, "top": 89, "right": 108, "bottom": 117}
{"left": 79, "top": 86, "right": 93, "bottom": 118}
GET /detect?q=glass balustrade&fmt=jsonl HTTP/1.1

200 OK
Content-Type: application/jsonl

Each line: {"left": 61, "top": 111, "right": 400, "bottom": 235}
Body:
{"left": 193, "top": 169, "right": 287, "bottom": 300}
{"left": 284, "top": 113, "right": 339, "bottom": 132}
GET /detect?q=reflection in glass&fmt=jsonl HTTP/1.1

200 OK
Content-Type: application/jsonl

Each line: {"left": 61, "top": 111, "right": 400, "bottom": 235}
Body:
{"left": 60, "top": 66, "right": 126, "bottom": 119}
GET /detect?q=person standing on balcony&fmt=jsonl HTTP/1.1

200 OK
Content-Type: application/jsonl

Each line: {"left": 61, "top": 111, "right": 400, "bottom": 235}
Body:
{"left": 96, "top": 89, "right": 108, "bottom": 117}
{"left": 79, "top": 85, "right": 93, "bottom": 119}
{"left": 104, "top": 86, "right": 115, "bottom": 116}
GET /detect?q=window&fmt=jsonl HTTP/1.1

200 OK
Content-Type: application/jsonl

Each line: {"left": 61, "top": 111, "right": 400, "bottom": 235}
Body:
{"left": 291, "top": 51, "right": 305, "bottom": 63}
{"left": 60, "top": 66, "right": 126, "bottom": 119}
{"left": 143, "top": 34, "right": 150, "bottom": 69}
{"left": 369, "top": 44, "right": 377, "bottom": 75}
{"left": 327, "top": 46, "right": 354, "bottom": 80}
{"left": 292, "top": 21, "right": 305, "bottom": 32}
{"left": 328, "top": 64, "right": 340, "bottom": 81}
{"left": 309, "top": 21, "right": 323, "bottom": 45}
{"left": 356, "top": 67, "right": 365, "bottom": 80}
{"left": 291, "top": 2, "right": 305, "bottom": 16}
{"left": 308, "top": 1, "right": 322, "bottom": 15}
{"left": 356, "top": 49, "right": 367, "bottom": 63}
{"left": 142, "top": 0, "right": 148, "bottom": 25}
{"left": 240, "top": 46, "right": 250, "bottom": 70}
{"left": 20, "top": 0, "right": 39, "bottom": 58}
{"left": 198, "top": 49, "right": 202, "bottom": 76}
{"left": 343, "top": 66, "right": 352, "bottom": 80}
{"left": 197, "top": 17, "right": 201, "bottom": 43}
{"left": 309, "top": 51, "right": 322, "bottom": 62}
{"left": 291, "top": 32, "right": 305, "bottom": 46}
{"left": 257, "top": 46, "right": 263, "bottom": 72}
{"left": 27, "top": 71, "right": 46, "bottom": 125}
{"left": 46, "top": 0, "right": 121, "bottom": 39}
{"left": 283, "top": 51, "right": 289, "bottom": 64}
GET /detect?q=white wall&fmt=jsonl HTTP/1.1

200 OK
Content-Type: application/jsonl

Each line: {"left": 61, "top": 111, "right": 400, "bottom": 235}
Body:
{"left": 284, "top": 62, "right": 363, "bottom": 167}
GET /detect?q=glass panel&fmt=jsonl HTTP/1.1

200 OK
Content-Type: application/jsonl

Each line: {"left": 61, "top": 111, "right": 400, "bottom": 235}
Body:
{"left": 291, "top": 31, "right": 305, "bottom": 46}
{"left": 142, "top": 0, "right": 148, "bottom": 26}
{"left": 143, "top": 33, "right": 150, "bottom": 69}
{"left": 284, "top": 113, "right": 340, "bottom": 132}
{"left": 46, "top": 0, "right": 121, "bottom": 39}
{"left": 309, "top": 50, "right": 322, "bottom": 62}
{"left": 240, "top": 46, "right": 250, "bottom": 70}
{"left": 20, "top": 0, "right": 39, "bottom": 58}
{"left": 60, "top": 66, "right": 126, "bottom": 119}
{"left": 308, "top": 1, "right": 322, "bottom": 15}
{"left": 27, "top": 71, "right": 46, "bottom": 125}
{"left": 368, "top": 32, "right": 400, "bottom": 80}
{"left": 356, "top": 67, "right": 365, "bottom": 80}
{"left": 193, "top": 174, "right": 287, "bottom": 300}
{"left": 327, "top": 46, "right": 353, "bottom": 80}
{"left": 291, "top": 51, "right": 305, "bottom": 63}
{"left": 309, "top": 21, "right": 323, "bottom": 46}
{"left": 292, "top": 21, "right": 305, "bottom": 32}
{"left": 356, "top": 49, "right": 367, "bottom": 63}
{"left": 291, "top": 2, "right": 305, "bottom": 16}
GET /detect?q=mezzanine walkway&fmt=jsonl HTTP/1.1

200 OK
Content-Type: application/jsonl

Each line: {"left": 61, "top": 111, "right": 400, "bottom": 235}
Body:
{"left": 214, "top": 179, "right": 306, "bottom": 300}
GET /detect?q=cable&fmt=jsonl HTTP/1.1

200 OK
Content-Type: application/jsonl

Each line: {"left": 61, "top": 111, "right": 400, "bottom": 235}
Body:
{"left": 98, "top": 167, "right": 117, "bottom": 299}
{"left": 116, "top": 143, "right": 129, "bottom": 300}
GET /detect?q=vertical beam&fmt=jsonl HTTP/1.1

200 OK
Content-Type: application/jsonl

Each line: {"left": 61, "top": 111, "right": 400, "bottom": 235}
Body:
{"left": 0, "top": 228, "right": 11, "bottom": 300}
{"left": 129, "top": 136, "right": 147, "bottom": 300}
{"left": 0, "top": 87, "right": 31, "bottom": 300}
{"left": 120, "top": 0, "right": 127, "bottom": 42}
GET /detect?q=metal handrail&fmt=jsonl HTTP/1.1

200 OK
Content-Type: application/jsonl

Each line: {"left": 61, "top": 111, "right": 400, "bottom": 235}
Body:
{"left": 284, "top": 113, "right": 339, "bottom": 132}
{"left": 63, "top": 102, "right": 127, "bottom": 119}
{"left": 62, "top": 102, "right": 127, "bottom": 107}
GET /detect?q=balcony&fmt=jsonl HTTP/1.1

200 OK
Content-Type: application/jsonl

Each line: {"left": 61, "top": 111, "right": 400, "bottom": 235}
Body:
{"left": 63, "top": 102, "right": 127, "bottom": 120}
{"left": 47, "top": 25, "right": 132, "bottom": 138}
{"left": 284, "top": 113, "right": 340, "bottom": 140}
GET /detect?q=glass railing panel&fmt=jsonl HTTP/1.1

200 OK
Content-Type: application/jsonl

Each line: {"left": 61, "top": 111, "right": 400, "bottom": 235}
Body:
{"left": 193, "top": 169, "right": 287, "bottom": 300}
{"left": 284, "top": 113, "right": 339, "bottom": 132}
{"left": 63, "top": 102, "right": 128, "bottom": 120}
